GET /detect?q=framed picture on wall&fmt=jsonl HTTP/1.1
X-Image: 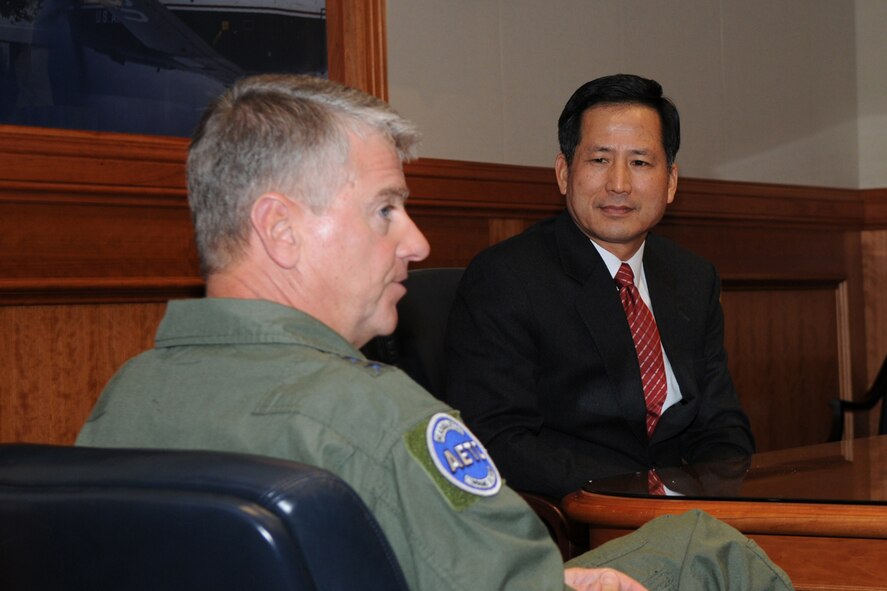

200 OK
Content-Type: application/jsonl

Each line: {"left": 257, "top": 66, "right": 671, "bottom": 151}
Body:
{"left": 0, "top": 0, "right": 385, "bottom": 310}
{"left": 0, "top": 0, "right": 327, "bottom": 137}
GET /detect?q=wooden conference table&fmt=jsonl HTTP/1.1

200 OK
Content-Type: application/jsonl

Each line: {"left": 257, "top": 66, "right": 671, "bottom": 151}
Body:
{"left": 562, "top": 435, "right": 887, "bottom": 591}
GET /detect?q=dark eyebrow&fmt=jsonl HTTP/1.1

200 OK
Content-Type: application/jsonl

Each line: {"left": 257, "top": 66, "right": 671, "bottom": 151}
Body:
{"left": 586, "top": 145, "right": 653, "bottom": 155}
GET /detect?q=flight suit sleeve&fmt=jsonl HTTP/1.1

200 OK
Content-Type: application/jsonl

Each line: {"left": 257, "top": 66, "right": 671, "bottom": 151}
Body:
{"left": 566, "top": 510, "right": 793, "bottom": 591}
{"left": 359, "top": 411, "right": 569, "bottom": 591}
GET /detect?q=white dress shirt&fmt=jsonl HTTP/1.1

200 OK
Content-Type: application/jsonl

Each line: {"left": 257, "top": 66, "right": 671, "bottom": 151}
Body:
{"left": 590, "top": 240, "right": 683, "bottom": 414}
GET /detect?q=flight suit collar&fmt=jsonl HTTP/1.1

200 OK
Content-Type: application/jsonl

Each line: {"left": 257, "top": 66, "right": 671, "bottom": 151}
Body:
{"left": 156, "top": 298, "right": 361, "bottom": 359}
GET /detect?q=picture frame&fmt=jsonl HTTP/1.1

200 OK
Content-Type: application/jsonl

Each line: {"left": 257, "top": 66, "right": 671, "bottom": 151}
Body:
{"left": 0, "top": 0, "right": 387, "bottom": 306}
{"left": 0, "top": 0, "right": 387, "bottom": 137}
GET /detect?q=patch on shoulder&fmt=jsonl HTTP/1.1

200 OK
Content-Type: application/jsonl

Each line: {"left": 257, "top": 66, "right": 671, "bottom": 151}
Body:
{"left": 404, "top": 412, "right": 501, "bottom": 509}
{"left": 427, "top": 413, "right": 502, "bottom": 496}
{"left": 339, "top": 355, "right": 395, "bottom": 378}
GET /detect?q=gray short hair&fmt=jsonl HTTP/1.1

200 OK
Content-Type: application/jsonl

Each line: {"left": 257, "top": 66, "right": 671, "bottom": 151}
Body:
{"left": 187, "top": 74, "right": 421, "bottom": 275}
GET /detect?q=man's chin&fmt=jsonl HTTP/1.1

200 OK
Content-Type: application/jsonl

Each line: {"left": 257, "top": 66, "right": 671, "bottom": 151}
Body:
{"left": 369, "top": 308, "right": 399, "bottom": 340}
{"left": 382, "top": 311, "right": 399, "bottom": 336}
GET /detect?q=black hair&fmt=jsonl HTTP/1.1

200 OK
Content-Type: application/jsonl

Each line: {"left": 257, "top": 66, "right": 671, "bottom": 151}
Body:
{"left": 557, "top": 74, "right": 680, "bottom": 167}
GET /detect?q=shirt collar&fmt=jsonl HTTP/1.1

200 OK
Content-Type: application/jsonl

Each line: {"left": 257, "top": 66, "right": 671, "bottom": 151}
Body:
{"left": 155, "top": 298, "right": 361, "bottom": 358}
{"left": 589, "top": 239, "right": 647, "bottom": 281}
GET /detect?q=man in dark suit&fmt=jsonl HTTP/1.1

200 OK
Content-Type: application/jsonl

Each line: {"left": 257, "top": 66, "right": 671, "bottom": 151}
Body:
{"left": 445, "top": 74, "right": 755, "bottom": 500}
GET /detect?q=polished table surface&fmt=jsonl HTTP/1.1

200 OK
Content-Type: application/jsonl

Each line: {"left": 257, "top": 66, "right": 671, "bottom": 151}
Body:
{"left": 586, "top": 434, "right": 887, "bottom": 504}
{"left": 562, "top": 436, "right": 887, "bottom": 591}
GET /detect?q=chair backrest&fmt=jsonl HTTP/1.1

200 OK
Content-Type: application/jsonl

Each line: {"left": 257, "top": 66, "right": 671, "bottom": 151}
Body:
{"left": 0, "top": 444, "right": 408, "bottom": 591}
{"left": 875, "top": 359, "right": 887, "bottom": 436}
{"left": 361, "top": 267, "right": 587, "bottom": 559}
{"left": 363, "top": 267, "right": 464, "bottom": 398}
{"left": 827, "top": 354, "right": 887, "bottom": 441}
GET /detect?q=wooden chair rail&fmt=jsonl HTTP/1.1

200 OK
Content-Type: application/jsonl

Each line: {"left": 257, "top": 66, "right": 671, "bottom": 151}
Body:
{"left": 563, "top": 491, "right": 887, "bottom": 539}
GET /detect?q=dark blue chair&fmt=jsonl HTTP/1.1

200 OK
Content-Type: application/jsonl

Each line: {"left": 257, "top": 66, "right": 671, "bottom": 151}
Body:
{"left": 363, "top": 267, "right": 464, "bottom": 398}
{"left": 362, "top": 267, "right": 588, "bottom": 560}
{"left": 0, "top": 444, "right": 408, "bottom": 591}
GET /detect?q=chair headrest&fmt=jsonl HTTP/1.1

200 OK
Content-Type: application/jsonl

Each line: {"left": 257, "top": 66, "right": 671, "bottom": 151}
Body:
{"left": 0, "top": 444, "right": 408, "bottom": 591}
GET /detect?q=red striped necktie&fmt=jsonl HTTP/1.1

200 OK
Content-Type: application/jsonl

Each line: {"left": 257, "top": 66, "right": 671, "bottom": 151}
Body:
{"left": 647, "top": 468, "right": 666, "bottom": 496}
{"left": 615, "top": 263, "right": 668, "bottom": 437}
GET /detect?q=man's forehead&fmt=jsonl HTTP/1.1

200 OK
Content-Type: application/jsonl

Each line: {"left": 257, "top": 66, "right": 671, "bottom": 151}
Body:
{"left": 578, "top": 105, "right": 664, "bottom": 148}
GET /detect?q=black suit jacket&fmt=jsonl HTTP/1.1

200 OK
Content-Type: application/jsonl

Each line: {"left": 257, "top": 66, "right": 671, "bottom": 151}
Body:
{"left": 444, "top": 211, "right": 755, "bottom": 499}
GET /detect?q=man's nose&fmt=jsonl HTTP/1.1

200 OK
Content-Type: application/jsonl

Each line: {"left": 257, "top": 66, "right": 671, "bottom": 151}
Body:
{"left": 399, "top": 214, "right": 430, "bottom": 263}
{"left": 606, "top": 161, "right": 631, "bottom": 194}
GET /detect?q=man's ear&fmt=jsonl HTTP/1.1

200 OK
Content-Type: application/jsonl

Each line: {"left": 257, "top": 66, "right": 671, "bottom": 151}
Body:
{"left": 666, "top": 163, "right": 679, "bottom": 205}
{"left": 555, "top": 153, "right": 570, "bottom": 195}
{"left": 250, "top": 193, "right": 300, "bottom": 268}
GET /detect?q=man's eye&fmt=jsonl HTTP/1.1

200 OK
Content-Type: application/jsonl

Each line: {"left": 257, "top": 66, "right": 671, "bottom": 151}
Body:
{"left": 632, "top": 160, "right": 651, "bottom": 167}
{"left": 379, "top": 205, "right": 394, "bottom": 219}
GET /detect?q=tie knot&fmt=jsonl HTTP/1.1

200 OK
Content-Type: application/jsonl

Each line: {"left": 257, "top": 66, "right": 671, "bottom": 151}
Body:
{"left": 615, "top": 263, "right": 634, "bottom": 289}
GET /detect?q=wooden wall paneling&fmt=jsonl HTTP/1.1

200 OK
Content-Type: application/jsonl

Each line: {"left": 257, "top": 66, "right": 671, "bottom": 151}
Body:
{"left": 841, "top": 229, "right": 874, "bottom": 438}
{"left": 488, "top": 218, "right": 532, "bottom": 245}
{"left": 656, "top": 183, "right": 871, "bottom": 448}
{"left": 0, "top": 125, "right": 188, "bottom": 187}
{"left": 721, "top": 282, "right": 846, "bottom": 450}
{"left": 0, "top": 303, "right": 167, "bottom": 444}
{"left": 836, "top": 276, "right": 857, "bottom": 440}
{"left": 861, "top": 228, "right": 887, "bottom": 372}
{"left": 0, "top": 0, "right": 390, "bottom": 446}
{"left": 403, "top": 158, "right": 564, "bottom": 268}
{"left": 0, "top": 126, "right": 200, "bottom": 306}
{"left": 408, "top": 212, "right": 490, "bottom": 269}
{"left": 326, "top": 0, "right": 388, "bottom": 100}
{"left": 861, "top": 228, "right": 887, "bottom": 435}
{"left": 0, "top": 131, "right": 883, "bottom": 454}
{"left": 861, "top": 187, "right": 887, "bottom": 381}
{"left": 404, "top": 158, "right": 563, "bottom": 213}
{"left": 864, "top": 189, "right": 887, "bottom": 230}
{"left": 0, "top": 0, "right": 881, "bottom": 455}
{"left": 657, "top": 222, "right": 850, "bottom": 282}
{"left": 667, "top": 178, "right": 863, "bottom": 229}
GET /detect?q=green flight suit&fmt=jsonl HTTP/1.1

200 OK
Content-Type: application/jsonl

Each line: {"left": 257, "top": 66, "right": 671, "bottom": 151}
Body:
{"left": 77, "top": 298, "right": 793, "bottom": 591}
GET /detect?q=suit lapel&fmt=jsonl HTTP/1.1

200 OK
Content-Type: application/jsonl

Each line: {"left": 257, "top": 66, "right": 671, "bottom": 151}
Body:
{"left": 643, "top": 236, "right": 699, "bottom": 439}
{"left": 553, "top": 213, "right": 648, "bottom": 443}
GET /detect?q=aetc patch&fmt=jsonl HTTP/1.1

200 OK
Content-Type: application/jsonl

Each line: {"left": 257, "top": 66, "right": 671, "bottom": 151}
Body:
{"left": 426, "top": 413, "right": 501, "bottom": 496}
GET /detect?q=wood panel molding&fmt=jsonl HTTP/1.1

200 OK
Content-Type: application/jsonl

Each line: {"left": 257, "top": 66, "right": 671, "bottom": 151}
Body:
{"left": 3, "top": 0, "right": 878, "bottom": 459}
{"left": 0, "top": 277, "right": 204, "bottom": 306}
{"left": 326, "top": 0, "right": 388, "bottom": 100}
{"left": 0, "top": 153, "right": 882, "bottom": 450}
{"left": 0, "top": 128, "right": 198, "bottom": 304}
{"left": 0, "top": 124, "right": 188, "bottom": 189}
{"left": 668, "top": 177, "right": 863, "bottom": 229}
{"left": 563, "top": 491, "right": 887, "bottom": 591}
{"left": 404, "top": 158, "right": 562, "bottom": 217}
{"left": 405, "top": 158, "right": 869, "bottom": 228}
{"left": 0, "top": 149, "right": 876, "bottom": 305}
{"left": 0, "top": 0, "right": 390, "bottom": 444}
{"left": 563, "top": 491, "right": 887, "bottom": 538}
{"left": 722, "top": 280, "right": 853, "bottom": 448}
{"left": 864, "top": 188, "right": 887, "bottom": 229}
